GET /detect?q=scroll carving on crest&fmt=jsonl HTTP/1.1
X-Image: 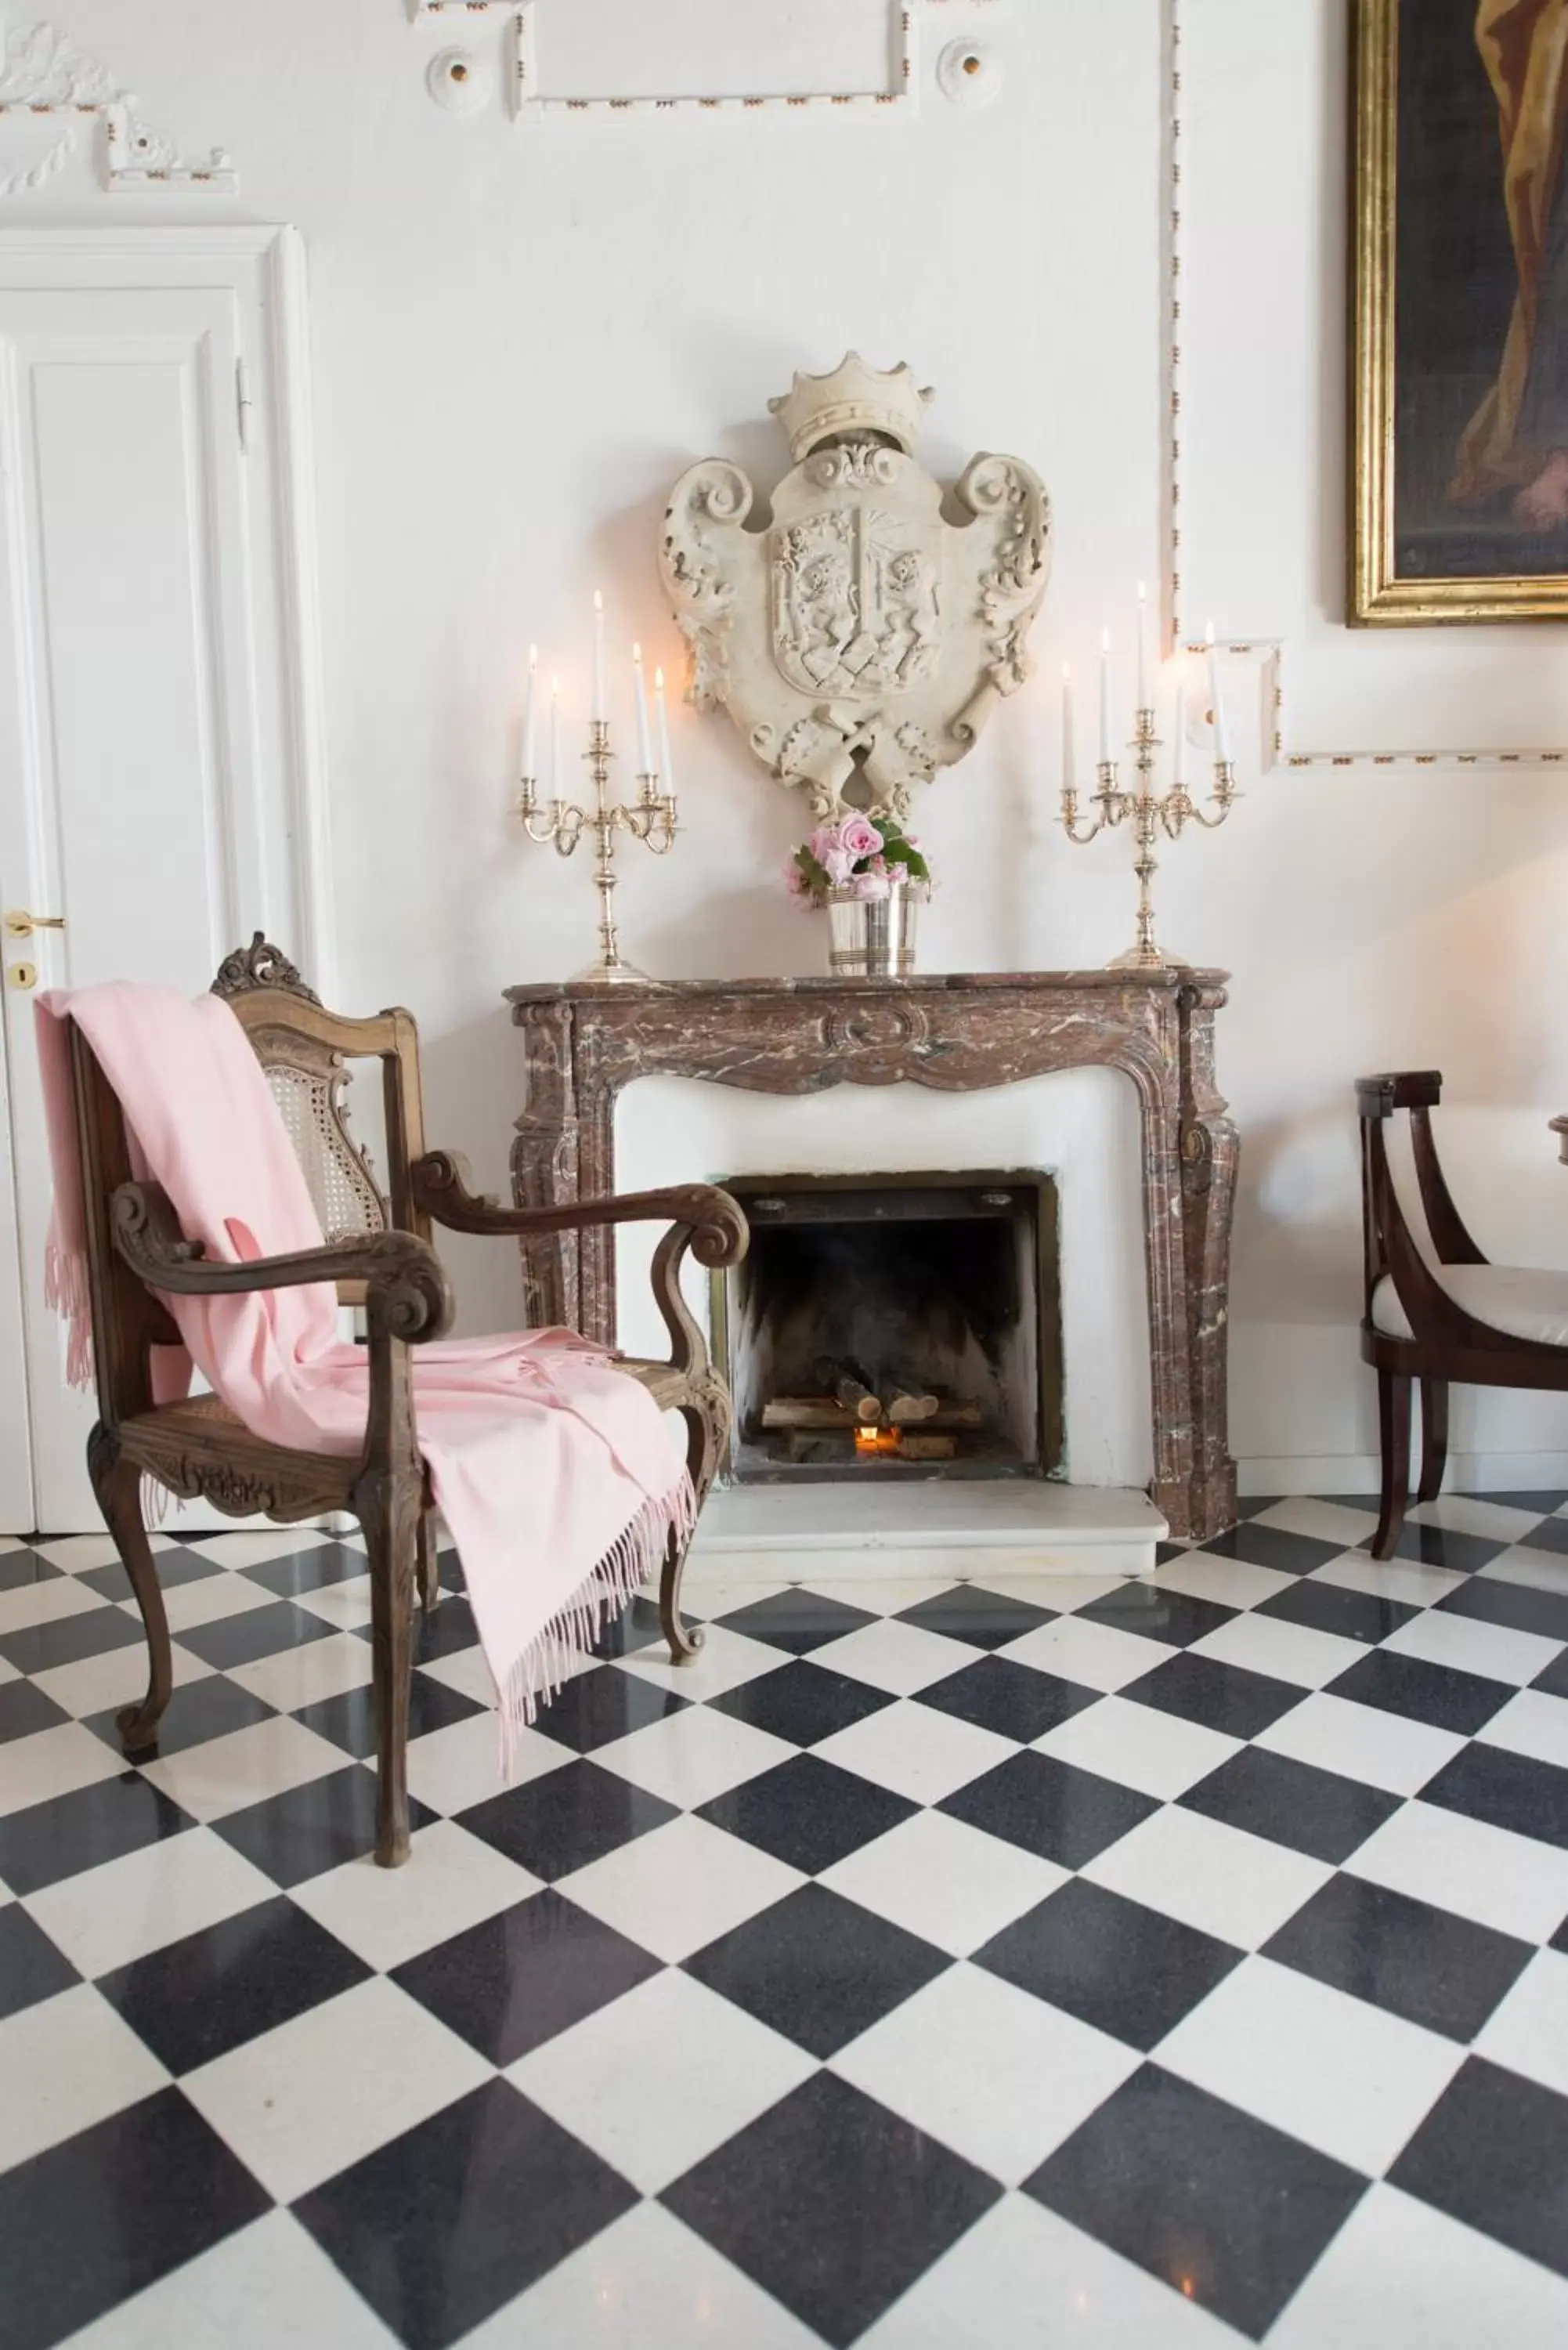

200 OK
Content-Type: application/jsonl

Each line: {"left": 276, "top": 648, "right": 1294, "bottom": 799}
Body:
{"left": 659, "top": 353, "right": 1051, "bottom": 819}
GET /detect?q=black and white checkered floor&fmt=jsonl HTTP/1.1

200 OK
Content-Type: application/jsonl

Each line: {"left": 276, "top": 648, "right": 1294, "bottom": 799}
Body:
{"left": 2, "top": 1492, "right": 1568, "bottom": 2348}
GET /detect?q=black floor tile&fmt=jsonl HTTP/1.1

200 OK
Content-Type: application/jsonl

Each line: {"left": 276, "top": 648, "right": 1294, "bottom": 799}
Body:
{"left": 0, "top": 1679, "right": 70, "bottom": 1743}
{"left": 685, "top": 1881, "right": 950, "bottom": 2059}
{"left": 393, "top": 1888, "right": 661, "bottom": 2065}
{"left": 0, "top": 1605, "right": 144, "bottom": 1676}
{"left": 1484, "top": 1494, "right": 1568, "bottom": 1520}
{"left": 1375, "top": 1524, "right": 1509, "bottom": 1574}
{"left": 586, "top": 1593, "right": 669, "bottom": 1660}
{"left": 1554, "top": 1913, "right": 1568, "bottom": 1954}
{"left": 0, "top": 1903, "right": 79, "bottom": 2020}
{"left": 296, "top": 2077, "right": 637, "bottom": 2350}
{"left": 1418, "top": 1743, "right": 1568, "bottom": 1851}
{"left": 1075, "top": 1583, "right": 1238, "bottom": 1648}
{"left": 695, "top": 1753, "right": 915, "bottom": 1878}
{"left": 1436, "top": 1574, "right": 1568, "bottom": 1646}
{"left": 211, "top": 1766, "right": 436, "bottom": 1888}
{"left": 1325, "top": 1647, "right": 1513, "bottom": 1737}
{"left": 406, "top": 1594, "right": 482, "bottom": 1668}
{"left": 0, "top": 2088, "right": 269, "bottom": 2350}
{"left": 83, "top": 1672, "right": 277, "bottom": 1760}
{"left": 939, "top": 1750, "right": 1158, "bottom": 1869}
{"left": 706, "top": 1658, "right": 894, "bottom": 1748}
{"left": 1195, "top": 1523, "right": 1349, "bottom": 1576}
{"left": 893, "top": 1584, "right": 1057, "bottom": 1650}
{"left": 976, "top": 1878, "right": 1242, "bottom": 2048}
{"left": 78, "top": 1548, "right": 226, "bottom": 1602}
{"left": 0, "top": 1549, "right": 62, "bottom": 1593}
{"left": 240, "top": 1541, "right": 372, "bottom": 1598}
{"left": 1389, "top": 2056, "right": 1568, "bottom": 2280}
{"left": 0, "top": 1771, "right": 193, "bottom": 1897}
{"left": 1255, "top": 1578, "right": 1418, "bottom": 1647}
{"left": 1122, "top": 1650, "right": 1304, "bottom": 1741}
{"left": 1535, "top": 1648, "right": 1568, "bottom": 1701}
{"left": 710, "top": 1586, "right": 879, "bottom": 1655}
{"left": 916, "top": 1654, "right": 1101, "bottom": 1744}
{"left": 664, "top": 2068, "right": 999, "bottom": 2348}
{"left": 1503, "top": 1514, "right": 1568, "bottom": 1559}
{"left": 458, "top": 1756, "right": 675, "bottom": 1882}
{"left": 292, "top": 1670, "right": 485, "bottom": 1760}
{"left": 175, "top": 1600, "right": 339, "bottom": 1672}
{"left": 1179, "top": 1746, "right": 1403, "bottom": 1865}
{"left": 1264, "top": 1871, "right": 1532, "bottom": 2041}
{"left": 96, "top": 1895, "right": 370, "bottom": 2073}
{"left": 1026, "top": 2064, "right": 1367, "bottom": 2339}
{"left": 1235, "top": 1495, "right": 1286, "bottom": 1520}
{"left": 531, "top": 1661, "right": 689, "bottom": 1754}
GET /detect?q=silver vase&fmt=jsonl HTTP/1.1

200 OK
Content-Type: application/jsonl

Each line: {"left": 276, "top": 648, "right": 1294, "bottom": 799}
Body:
{"left": 826, "top": 879, "right": 920, "bottom": 978}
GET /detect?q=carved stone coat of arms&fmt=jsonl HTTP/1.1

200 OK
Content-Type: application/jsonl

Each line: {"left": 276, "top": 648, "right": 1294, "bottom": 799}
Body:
{"left": 659, "top": 354, "right": 1052, "bottom": 819}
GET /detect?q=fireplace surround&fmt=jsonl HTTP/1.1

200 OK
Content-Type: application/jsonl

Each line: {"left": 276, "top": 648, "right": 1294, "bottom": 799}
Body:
{"left": 504, "top": 969, "right": 1237, "bottom": 1542}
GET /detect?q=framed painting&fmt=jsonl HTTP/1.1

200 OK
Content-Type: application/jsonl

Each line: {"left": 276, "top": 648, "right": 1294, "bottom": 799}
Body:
{"left": 1353, "top": 0, "right": 1568, "bottom": 622}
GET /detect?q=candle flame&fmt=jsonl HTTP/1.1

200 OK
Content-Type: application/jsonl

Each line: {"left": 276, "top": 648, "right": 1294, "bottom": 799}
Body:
{"left": 550, "top": 673, "right": 559, "bottom": 697}
{"left": 593, "top": 588, "right": 604, "bottom": 613}
{"left": 632, "top": 641, "right": 643, "bottom": 665}
{"left": 1100, "top": 627, "right": 1111, "bottom": 653}
{"left": 1062, "top": 661, "right": 1071, "bottom": 682}
{"left": 1205, "top": 619, "right": 1216, "bottom": 647}
{"left": 1137, "top": 580, "right": 1147, "bottom": 601}
{"left": 528, "top": 642, "right": 537, "bottom": 669}
{"left": 655, "top": 666, "right": 666, "bottom": 690}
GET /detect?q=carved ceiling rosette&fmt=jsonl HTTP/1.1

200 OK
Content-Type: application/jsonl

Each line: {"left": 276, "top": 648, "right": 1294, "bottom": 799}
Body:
{"left": 659, "top": 354, "right": 1051, "bottom": 820}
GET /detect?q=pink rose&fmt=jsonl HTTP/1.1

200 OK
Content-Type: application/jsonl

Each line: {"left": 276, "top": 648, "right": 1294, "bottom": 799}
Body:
{"left": 823, "top": 848, "right": 855, "bottom": 887}
{"left": 784, "top": 859, "right": 811, "bottom": 901}
{"left": 808, "top": 822, "right": 844, "bottom": 866}
{"left": 839, "top": 815, "right": 883, "bottom": 862}
{"left": 853, "top": 869, "right": 891, "bottom": 902}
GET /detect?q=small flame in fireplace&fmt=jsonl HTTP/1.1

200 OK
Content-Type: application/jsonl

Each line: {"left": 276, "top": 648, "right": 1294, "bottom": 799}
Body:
{"left": 854, "top": 1426, "right": 905, "bottom": 1457}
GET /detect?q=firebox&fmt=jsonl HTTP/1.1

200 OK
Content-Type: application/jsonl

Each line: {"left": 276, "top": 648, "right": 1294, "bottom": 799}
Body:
{"left": 710, "top": 1172, "right": 1064, "bottom": 1483}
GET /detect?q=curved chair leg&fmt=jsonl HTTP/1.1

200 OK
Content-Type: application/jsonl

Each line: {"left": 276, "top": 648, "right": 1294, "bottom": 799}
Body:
{"left": 1373, "top": 1371, "right": 1412, "bottom": 1560}
{"left": 356, "top": 1468, "right": 421, "bottom": 1867}
{"left": 416, "top": 1509, "right": 441, "bottom": 1614}
{"left": 660, "top": 1382, "right": 728, "bottom": 1665}
{"left": 88, "top": 1424, "right": 172, "bottom": 1756}
{"left": 1417, "top": 1379, "right": 1449, "bottom": 1505}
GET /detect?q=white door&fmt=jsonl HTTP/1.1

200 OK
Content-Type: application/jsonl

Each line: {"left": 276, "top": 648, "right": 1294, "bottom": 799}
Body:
{"left": 0, "top": 228, "right": 332, "bottom": 1532}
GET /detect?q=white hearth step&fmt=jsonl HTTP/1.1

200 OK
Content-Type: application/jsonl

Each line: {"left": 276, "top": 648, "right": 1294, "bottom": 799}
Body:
{"left": 688, "top": 1482, "right": 1165, "bottom": 1586}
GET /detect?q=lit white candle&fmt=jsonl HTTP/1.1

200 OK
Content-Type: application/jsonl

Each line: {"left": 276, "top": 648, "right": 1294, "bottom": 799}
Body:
{"left": 632, "top": 642, "right": 655, "bottom": 775}
{"left": 1206, "top": 620, "right": 1232, "bottom": 765}
{"left": 654, "top": 665, "right": 674, "bottom": 790}
{"left": 549, "top": 674, "right": 561, "bottom": 795}
{"left": 591, "top": 590, "right": 606, "bottom": 724}
{"left": 1061, "top": 662, "right": 1076, "bottom": 790}
{"left": 1136, "top": 582, "right": 1152, "bottom": 714}
{"left": 522, "top": 643, "right": 538, "bottom": 779}
{"left": 1099, "top": 628, "right": 1113, "bottom": 765}
{"left": 1172, "top": 661, "right": 1188, "bottom": 786}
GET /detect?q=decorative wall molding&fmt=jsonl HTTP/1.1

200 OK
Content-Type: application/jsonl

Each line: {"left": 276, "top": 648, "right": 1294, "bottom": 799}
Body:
{"left": 0, "top": 20, "right": 233, "bottom": 195}
{"left": 1164, "top": 0, "right": 1566, "bottom": 772}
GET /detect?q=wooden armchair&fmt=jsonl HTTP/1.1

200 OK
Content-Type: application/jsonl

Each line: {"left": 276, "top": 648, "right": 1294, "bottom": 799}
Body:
{"left": 71, "top": 937, "right": 746, "bottom": 1866}
{"left": 1359, "top": 1069, "right": 1568, "bottom": 1558}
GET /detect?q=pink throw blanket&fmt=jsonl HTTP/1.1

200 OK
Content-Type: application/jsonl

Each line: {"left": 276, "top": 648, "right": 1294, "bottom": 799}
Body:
{"left": 36, "top": 983, "right": 691, "bottom": 1759}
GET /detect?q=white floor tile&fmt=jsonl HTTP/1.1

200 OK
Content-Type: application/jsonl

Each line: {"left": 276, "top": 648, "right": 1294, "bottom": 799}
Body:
{"left": 1411, "top": 1494, "right": 1547, "bottom": 1542}
{"left": 832, "top": 1961, "right": 1140, "bottom": 2186}
{"left": 975, "top": 1573, "right": 1131, "bottom": 1615}
{"left": 999, "top": 1614, "right": 1172, "bottom": 1694}
{"left": 24, "top": 1827, "right": 276, "bottom": 1980}
{"left": 1251, "top": 1499, "right": 1381, "bottom": 1549}
{"left": 289, "top": 1574, "right": 375, "bottom": 1632}
{"left": 808, "top": 1618, "right": 980, "bottom": 1696}
{"left": 1082, "top": 1806, "right": 1332, "bottom": 1950}
{"left": 815, "top": 1700, "right": 1017, "bottom": 1806}
{"left": 1153, "top": 1553, "right": 1296, "bottom": 1611}
{"left": 819, "top": 1809, "right": 1068, "bottom": 1958}
{"left": 1472, "top": 1947, "right": 1568, "bottom": 2099}
{"left": 1347, "top": 1799, "right": 1568, "bottom": 1944}
{"left": 150, "top": 1575, "right": 280, "bottom": 1636}
{"left": 0, "top": 1721, "right": 127, "bottom": 1817}
{"left": 31, "top": 1536, "right": 177, "bottom": 1574}
{"left": 592, "top": 1705, "right": 795, "bottom": 1810}
{"left": 797, "top": 1577, "right": 959, "bottom": 1618}
{"left": 181, "top": 1975, "right": 490, "bottom": 2204}
{"left": 1379, "top": 1606, "right": 1565, "bottom": 1689}
{"left": 182, "top": 1531, "right": 331, "bottom": 1567}
{"left": 462, "top": 2200, "right": 822, "bottom": 2349}
{"left": 1477, "top": 1545, "right": 1568, "bottom": 1597}
{"left": 0, "top": 1984, "right": 168, "bottom": 2170}
{"left": 561, "top": 1813, "right": 804, "bottom": 1963}
{"left": 510, "top": 1968, "right": 815, "bottom": 2196}
{"left": 403, "top": 1710, "right": 565, "bottom": 1817}
{"left": 1476, "top": 1686, "right": 1568, "bottom": 1770}
{"left": 138, "top": 1716, "right": 347, "bottom": 1824}
{"left": 860, "top": 2192, "right": 1241, "bottom": 2349}
{"left": 1155, "top": 1953, "right": 1462, "bottom": 2176}
{"left": 60, "top": 2208, "right": 400, "bottom": 2349}
{"left": 616, "top": 1624, "right": 786, "bottom": 1700}
{"left": 34, "top": 1640, "right": 211, "bottom": 1722}
{"left": 1265, "top": 2182, "right": 1568, "bottom": 2350}
{"left": 1309, "top": 1555, "right": 1467, "bottom": 1609}
{"left": 227, "top": 1630, "right": 375, "bottom": 1714}
{"left": 1188, "top": 1610, "right": 1367, "bottom": 1691}
{"left": 1035, "top": 1695, "right": 1241, "bottom": 1799}
{"left": 1253, "top": 1690, "right": 1468, "bottom": 1796}
{"left": 0, "top": 1575, "right": 109, "bottom": 1637}
{"left": 289, "top": 1820, "right": 540, "bottom": 1971}
{"left": 417, "top": 1642, "right": 503, "bottom": 1706}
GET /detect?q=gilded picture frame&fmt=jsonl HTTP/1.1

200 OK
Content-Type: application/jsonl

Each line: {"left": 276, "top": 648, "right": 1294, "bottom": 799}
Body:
{"left": 1353, "top": 0, "right": 1568, "bottom": 624}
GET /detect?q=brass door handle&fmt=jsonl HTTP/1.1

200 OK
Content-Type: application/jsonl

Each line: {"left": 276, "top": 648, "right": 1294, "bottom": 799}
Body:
{"left": 4, "top": 911, "right": 64, "bottom": 939}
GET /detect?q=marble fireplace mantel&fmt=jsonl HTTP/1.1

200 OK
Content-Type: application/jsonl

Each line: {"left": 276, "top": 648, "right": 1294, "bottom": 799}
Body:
{"left": 504, "top": 971, "right": 1238, "bottom": 1542}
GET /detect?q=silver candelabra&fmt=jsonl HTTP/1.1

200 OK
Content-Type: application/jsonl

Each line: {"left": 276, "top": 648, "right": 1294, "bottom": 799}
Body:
{"left": 518, "top": 720, "right": 677, "bottom": 984}
{"left": 1060, "top": 704, "right": 1239, "bottom": 970}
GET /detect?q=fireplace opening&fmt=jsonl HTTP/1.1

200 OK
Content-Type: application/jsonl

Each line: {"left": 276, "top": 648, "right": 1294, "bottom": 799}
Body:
{"left": 711, "top": 1172, "right": 1064, "bottom": 1483}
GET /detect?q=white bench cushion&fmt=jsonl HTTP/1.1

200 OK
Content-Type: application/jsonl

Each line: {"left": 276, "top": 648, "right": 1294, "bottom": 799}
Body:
{"left": 1372, "top": 1264, "right": 1568, "bottom": 1349}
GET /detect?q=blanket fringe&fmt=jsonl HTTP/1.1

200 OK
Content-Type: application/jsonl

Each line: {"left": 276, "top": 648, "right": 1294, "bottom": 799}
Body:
{"left": 46, "top": 1238, "right": 94, "bottom": 1390}
{"left": 494, "top": 1470, "right": 697, "bottom": 1779}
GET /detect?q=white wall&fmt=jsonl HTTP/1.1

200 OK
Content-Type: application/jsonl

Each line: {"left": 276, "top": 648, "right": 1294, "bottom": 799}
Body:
{"left": 24, "top": 0, "right": 1568, "bottom": 1491}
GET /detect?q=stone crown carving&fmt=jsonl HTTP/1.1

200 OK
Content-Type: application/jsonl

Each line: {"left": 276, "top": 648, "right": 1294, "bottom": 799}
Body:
{"left": 659, "top": 354, "right": 1052, "bottom": 820}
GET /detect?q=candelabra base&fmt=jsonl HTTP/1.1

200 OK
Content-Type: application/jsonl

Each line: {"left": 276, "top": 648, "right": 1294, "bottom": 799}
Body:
{"left": 572, "top": 954, "right": 658, "bottom": 986}
{"left": 1108, "top": 941, "right": 1190, "bottom": 972}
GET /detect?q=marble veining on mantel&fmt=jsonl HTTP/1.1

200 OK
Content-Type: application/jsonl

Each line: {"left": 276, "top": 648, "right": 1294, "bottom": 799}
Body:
{"left": 505, "top": 969, "right": 1237, "bottom": 1542}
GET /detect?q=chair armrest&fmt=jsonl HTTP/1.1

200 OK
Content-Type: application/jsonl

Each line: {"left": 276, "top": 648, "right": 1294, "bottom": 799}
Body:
{"left": 411, "top": 1150, "right": 748, "bottom": 1271}
{"left": 111, "top": 1182, "right": 453, "bottom": 1343}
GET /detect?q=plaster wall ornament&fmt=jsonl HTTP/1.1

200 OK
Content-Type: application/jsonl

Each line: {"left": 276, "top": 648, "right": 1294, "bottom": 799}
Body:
{"left": 659, "top": 353, "right": 1051, "bottom": 819}
{"left": 0, "top": 19, "right": 234, "bottom": 195}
